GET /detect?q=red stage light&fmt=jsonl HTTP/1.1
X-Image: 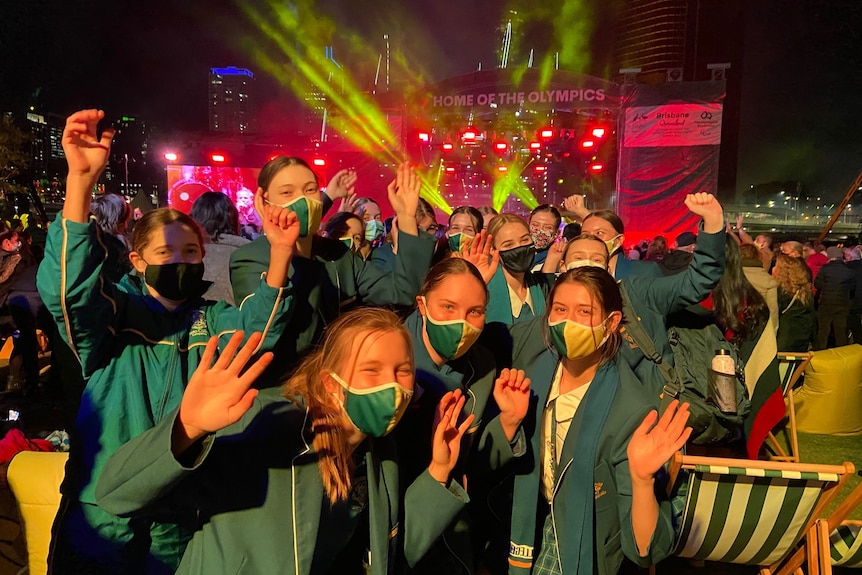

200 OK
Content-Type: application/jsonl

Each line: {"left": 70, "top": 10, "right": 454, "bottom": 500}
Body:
{"left": 313, "top": 158, "right": 326, "bottom": 166}
{"left": 529, "top": 141, "right": 541, "bottom": 150}
{"left": 589, "top": 163, "right": 604, "bottom": 172}
{"left": 462, "top": 130, "right": 477, "bottom": 141}
{"left": 591, "top": 128, "right": 607, "bottom": 138}
{"left": 580, "top": 140, "right": 596, "bottom": 149}
{"left": 211, "top": 154, "right": 226, "bottom": 163}
{"left": 445, "top": 166, "right": 456, "bottom": 173}
{"left": 418, "top": 132, "right": 430, "bottom": 142}
{"left": 497, "top": 166, "right": 508, "bottom": 173}
{"left": 494, "top": 141, "right": 508, "bottom": 152}
{"left": 442, "top": 143, "right": 454, "bottom": 151}
{"left": 534, "top": 165, "right": 547, "bottom": 173}
{"left": 164, "top": 152, "right": 178, "bottom": 162}
{"left": 540, "top": 129, "right": 555, "bottom": 139}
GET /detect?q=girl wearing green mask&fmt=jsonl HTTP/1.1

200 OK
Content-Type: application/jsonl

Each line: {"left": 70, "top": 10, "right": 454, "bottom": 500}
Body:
{"left": 37, "top": 109, "right": 297, "bottom": 573}
{"left": 230, "top": 159, "right": 438, "bottom": 381}
{"left": 502, "top": 268, "right": 691, "bottom": 575}
{"left": 578, "top": 210, "right": 663, "bottom": 280}
{"left": 398, "top": 258, "right": 531, "bottom": 574}
{"left": 320, "top": 211, "right": 365, "bottom": 257}
{"left": 97, "top": 308, "right": 474, "bottom": 575}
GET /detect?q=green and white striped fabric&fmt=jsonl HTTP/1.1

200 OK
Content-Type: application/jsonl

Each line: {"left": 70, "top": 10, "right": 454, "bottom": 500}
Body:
{"left": 673, "top": 465, "right": 841, "bottom": 565}
{"left": 830, "top": 524, "right": 862, "bottom": 567}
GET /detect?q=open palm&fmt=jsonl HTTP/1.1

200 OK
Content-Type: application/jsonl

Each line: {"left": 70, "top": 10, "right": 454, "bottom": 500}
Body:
{"left": 627, "top": 400, "right": 692, "bottom": 483}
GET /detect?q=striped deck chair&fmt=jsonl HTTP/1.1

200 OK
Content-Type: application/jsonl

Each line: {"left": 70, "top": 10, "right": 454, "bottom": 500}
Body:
{"left": 812, "top": 475, "right": 862, "bottom": 573}
{"left": 766, "top": 352, "right": 813, "bottom": 462}
{"left": 666, "top": 453, "right": 855, "bottom": 575}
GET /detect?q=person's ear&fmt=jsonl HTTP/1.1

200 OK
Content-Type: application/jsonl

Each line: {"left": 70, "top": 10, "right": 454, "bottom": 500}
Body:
{"left": 129, "top": 251, "right": 147, "bottom": 274}
{"left": 254, "top": 187, "right": 266, "bottom": 218}
{"left": 416, "top": 295, "right": 427, "bottom": 317}
{"left": 606, "top": 310, "right": 623, "bottom": 333}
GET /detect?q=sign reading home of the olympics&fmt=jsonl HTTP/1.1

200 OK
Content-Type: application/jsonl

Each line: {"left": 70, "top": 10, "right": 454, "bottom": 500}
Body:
{"left": 430, "top": 88, "right": 610, "bottom": 109}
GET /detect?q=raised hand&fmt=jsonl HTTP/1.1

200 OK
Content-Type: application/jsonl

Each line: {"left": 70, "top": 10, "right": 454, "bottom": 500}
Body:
{"left": 563, "top": 194, "right": 590, "bottom": 220}
{"left": 494, "top": 368, "right": 531, "bottom": 441}
{"left": 177, "top": 332, "right": 273, "bottom": 449}
{"left": 387, "top": 162, "right": 420, "bottom": 235}
{"left": 338, "top": 192, "right": 361, "bottom": 213}
{"left": 459, "top": 231, "right": 499, "bottom": 284}
{"left": 627, "top": 400, "right": 692, "bottom": 484}
{"left": 428, "top": 389, "right": 475, "bottom": 483}
{"left": 262, "top": 204, "right": 300, "bottom": 251}
{"left": 684, "top": 192, "right": 724, "bottom": 234}
{"left": 62, "top": 109, "right": 115, "bottom": 180}
{"left": 327, "top": 169, "right": 357, "bottom": 201}
{"left": 542, "top": 239, "right": 566, "bottom": 273}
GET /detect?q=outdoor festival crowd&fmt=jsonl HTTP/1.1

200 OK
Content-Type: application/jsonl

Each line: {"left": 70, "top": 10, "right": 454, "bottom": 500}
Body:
{"left": 4, "top": 108, "right": 844, "bottom": 575}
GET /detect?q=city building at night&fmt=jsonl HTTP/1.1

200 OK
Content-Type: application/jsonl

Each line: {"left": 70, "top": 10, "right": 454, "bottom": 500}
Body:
{"left": 209, "top": 66, "right": 257, "bottom": 134}
{"left": 613, "top": 0, "right": 745, "bottom": 199}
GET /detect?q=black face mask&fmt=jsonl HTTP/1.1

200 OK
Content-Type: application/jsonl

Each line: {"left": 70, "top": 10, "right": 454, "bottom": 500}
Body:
{"left": 499, "top": 243, "right": 536, "bottom": 274}
{"left": 143, "top": 262, "right": 205, "bottom": 301}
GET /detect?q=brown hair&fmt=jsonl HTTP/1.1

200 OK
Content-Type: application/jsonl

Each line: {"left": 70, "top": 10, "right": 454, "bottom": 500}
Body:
{"left": 419, "top": 258, "right": 489, "bottom": 301}
{"left": 487, "top": 213, "right": 529, "bottom": 247}
{"left": 773, "top": 254, "right": 813, "bottom": 306}
{"left": 561, "top": 233, "right": 609, "bottom": 264}
{"left": 739, "top": 243, "right": 760, "bottom": 260}
{"left": 281, "top": 308, "right": 412, "bottom": 504}
{"left": 582, "top": 210, "right": 625, "bottom": 234}
{"left": 131, "top": 208, "right": 205, "bottom": 254}
{"left": 544, "top": 267, "right": 623, "bottom": 366}
{"left": 258, "top": 156, "right": 318, "bottom": 192}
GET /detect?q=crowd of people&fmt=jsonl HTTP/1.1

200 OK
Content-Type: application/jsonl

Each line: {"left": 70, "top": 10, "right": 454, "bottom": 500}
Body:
{"left": 3, "top": 107, "right": 837, "bottom": 574}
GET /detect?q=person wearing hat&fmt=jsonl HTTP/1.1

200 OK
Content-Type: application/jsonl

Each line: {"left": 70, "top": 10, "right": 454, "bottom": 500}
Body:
{"left": 814, "top": 245, "right": 855, "bottom": 349}
{"left": 658, "top": 231, "right": 697, "bottom": 276}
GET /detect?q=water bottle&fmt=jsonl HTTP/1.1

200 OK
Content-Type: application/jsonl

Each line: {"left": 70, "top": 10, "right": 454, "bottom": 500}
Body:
{"left": 709, "top": 349, "right": 737, "bottom": 414}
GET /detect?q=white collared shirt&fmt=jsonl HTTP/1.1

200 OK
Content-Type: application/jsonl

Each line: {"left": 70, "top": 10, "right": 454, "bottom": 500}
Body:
{"left": 507, "top": 280, "right": 535, "bottom": 320}
{"left": 541, "top": 364, "right": 591, "bottom": 502}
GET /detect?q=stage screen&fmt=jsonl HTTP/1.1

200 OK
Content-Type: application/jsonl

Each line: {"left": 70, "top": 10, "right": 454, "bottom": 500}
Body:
{"left": 166, "top": 165, "right": 262, "bottom": 227}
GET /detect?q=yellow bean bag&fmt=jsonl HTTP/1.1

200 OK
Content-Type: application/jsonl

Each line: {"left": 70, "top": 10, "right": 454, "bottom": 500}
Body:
{"left": 793, "top": 344, "right": 862, "bottom": 435}
{"left": 7, "top": 451, "right": 68, "bottom": 575}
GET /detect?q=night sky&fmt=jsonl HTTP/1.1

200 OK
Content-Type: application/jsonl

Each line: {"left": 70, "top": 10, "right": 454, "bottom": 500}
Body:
{"left": 1, "top": 0, "right": 860, "bottom": 202}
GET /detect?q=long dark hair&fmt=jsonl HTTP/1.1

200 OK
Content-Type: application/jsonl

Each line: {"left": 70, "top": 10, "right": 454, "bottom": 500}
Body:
{"left": 582, "top": 210, "right": 624, "bottom": 234}
{"left": 713, "top": 235, "right": 768, "bottom": 343}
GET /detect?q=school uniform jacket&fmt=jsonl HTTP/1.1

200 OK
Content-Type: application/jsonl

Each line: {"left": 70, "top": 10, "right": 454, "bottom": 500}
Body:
{"left": 504, "top": 319, "right": 675, "bottom": 575}
{"left": 36, "top": 214, "right": 293, "bottom": 571}
{"left": 230, "top": 230, "right": 436, "bottom": 380}
{"left": 96, "top": 390, "right": 469, "bottom": 575}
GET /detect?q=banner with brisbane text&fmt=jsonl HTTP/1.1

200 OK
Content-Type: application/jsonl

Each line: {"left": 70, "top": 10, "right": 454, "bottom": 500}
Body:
{"left": 616, "top": 81, "right": 725, "bottom": 245}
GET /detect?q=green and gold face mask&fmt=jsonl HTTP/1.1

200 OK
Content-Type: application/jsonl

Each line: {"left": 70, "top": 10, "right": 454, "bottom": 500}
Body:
{"left": 548, "top": 315, "right": 611, "bottom": 359}
{"left": 421, "top": 297, "right": 483, "bottom": 360}
{"left": 330, "top": 372, "right": 412, "bottom": 437}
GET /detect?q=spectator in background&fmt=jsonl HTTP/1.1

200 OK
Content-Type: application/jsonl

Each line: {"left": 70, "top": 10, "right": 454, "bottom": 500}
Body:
{"left": 561, "top": 221, "right": 581, "bottom": 241}
{"left": 477, "top": 205, "right": 498, "bottom": 229}
{"left": 772, "top": 254, "right": 816, "bottom": 351}
{"left": 814, "top": 246, "right": 855, "bottom": 349}
{"left": 627, "top": 247, "right": 641, "bottom": 260}
{"left": 740, "top": 243, "right": 779, "bottom": 333}
{"left": 645, "top": 235, "right": 669, "bottom": 262}
{"left": 415, "top": 197, "right": 440, "bottom": 235}
{"left": 90, "top": 193, "right": 132, "bottom": 283}
{"left": 190, "top": 191, "right": 250, "bottom": 305}
{"left": 528, "top": 204, "right": 562, "bottom": 272}
{"left": 754, "top": 233, "right": 775, "bottom": 270}
{"left": 804, "top": 241, "right": 829, "bottom": 281}
{"left": 781, "top": 240, "right": 804, "bottom": 259}
{"left": 320, "top": 211, "right": 364, "bottom": 256}
{"left": 846, "top": 246, "right": 862, "bottom": 343}
{"left": 659, "top": 231, "right": 696, "bottom": 276}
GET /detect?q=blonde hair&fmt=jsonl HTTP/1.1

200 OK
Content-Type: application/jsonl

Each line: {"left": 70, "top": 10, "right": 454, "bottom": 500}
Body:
{"left": 487, "top": 213, "right": 529, "bottom": 248}
{"left": 773, "top": 254, "right": 813, "bottom": 306}
{"left": 281, "top": 308, "right": 412, "bottom": 504}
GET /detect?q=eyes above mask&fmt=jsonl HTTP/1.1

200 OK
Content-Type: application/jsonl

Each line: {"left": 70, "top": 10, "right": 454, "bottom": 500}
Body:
{"left": 330, "top": 372, "right": 413, "bottom": 437}
{"left": 420, "top": 296, "right": 483, "bottom": 360}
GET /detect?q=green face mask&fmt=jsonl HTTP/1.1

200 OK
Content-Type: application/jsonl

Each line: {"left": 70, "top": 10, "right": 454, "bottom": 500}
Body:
{"left": 447, "top": 232, "right": 474, "bottom": 253}
{"left": 339, "top": 236, "right": 356, "bottom": 251}
{"left": 548, "top": 316, "right": 610, "bottom": 359}
{"left": 331, "top": 372, "right": 413, "bottom": 437}
{"left": 421, "top": 296, "right": 483, "bottom": 360}
{"left": 265, "top": 195, "right": 323, "bottom": 237}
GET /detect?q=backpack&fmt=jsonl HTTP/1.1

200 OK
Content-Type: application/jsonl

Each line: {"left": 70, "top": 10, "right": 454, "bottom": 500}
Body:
{"left": 619, "top": 284, "right": 751, "bottom": 445}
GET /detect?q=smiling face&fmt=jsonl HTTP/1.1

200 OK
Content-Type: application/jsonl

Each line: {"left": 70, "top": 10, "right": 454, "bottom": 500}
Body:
{"left": 493, "top": 221, "right": 532, "bottom": 251}
{"left": 529, "top": 211, "right": 558, "bottom": 236}
{"left": 130, "top": 221, "right": 203, "bottom": 273}
{"left": 335, "top": 329, "right": 415, "bottom": 393}
{"left": 258, "top": 164, "right": 321, "bottom": 208}
{"left": 549, "top": 281, "right": 607, "bottom": 328}
{"left": 418, "top": 272, "right": 487, "bottom": 332}
{"left": 448, "top": 212, "right": 478, "bottom": 236}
